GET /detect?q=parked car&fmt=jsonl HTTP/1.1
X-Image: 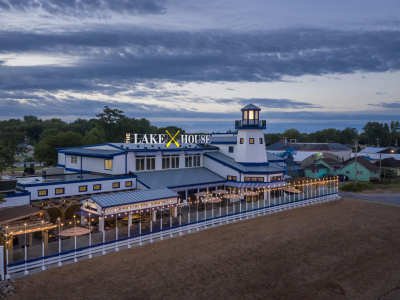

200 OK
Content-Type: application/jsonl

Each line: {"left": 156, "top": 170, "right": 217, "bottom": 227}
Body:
{"left": 322, "top": 174, "right": 335, "bottom": 179}
{"left": 337, "top": 174, "right": 349, "bottom": 181}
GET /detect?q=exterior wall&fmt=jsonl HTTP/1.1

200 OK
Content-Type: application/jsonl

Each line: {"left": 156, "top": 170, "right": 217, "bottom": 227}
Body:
{"left": 2, "top": 193, "right": 30, "bottom": 208}
{"left": 63, "top": 155, "right": 126, "bottom": 175}
{"left": 337, "top": 163, "right": 377, "bottom": 182}
{"left": 235, "top": 129, "right": 268, "bottom": 163}
{"left": 314, "top": 160, "right": 335, "bottom": 174}
{"left": 213, "top": 145, "right": 235, "bottom": 158}
{"left": 203, "top": 156, "right": 240, "bottom": 181}
{"left": 58, "top": 153, "right": 65, "bottom": 167}
{"left": 305, "top": 168, "right": 328, "bottom": 179}
{"left": 24, "top": 177, "right": 137, "bottom": 201}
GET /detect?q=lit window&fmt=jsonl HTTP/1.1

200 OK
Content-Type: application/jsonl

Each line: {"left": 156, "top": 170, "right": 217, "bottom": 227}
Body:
{"left": 125, "top": 181, "right": 132, "bottom": 187}
{"left": 244, "top": 177, "right": 251, "bottom": 181}
{"left": 270, "top": 176, "right": 281, "bottom": 181}
{"left": 249, "top": 138, "right": 254, "bottom": 144}
{"left": 93, "top": 184, "right": 101, "bottom": 190}
{"left": 38, "top": 190, "right": 48, "bottom": 196}
{"left": 255, "top": 111, "right": 259, "bottom": 119}
{"left": 227, "top": 176, "right": 232, "bottom": 180}
{"left": 55, "top": 188, "right": 64, "bottom": 195}
{"left": 251, "top": 177, "right": 257, "bottom": 181}
{"left": 232, "top": 176, "right": 237, "bottom": 181}
{"left": 244, "top": 111, "right": 248, "bottom": 119}
{"left": 258, "top": 177, "right": 263, "bottom": 182}
{"left": 113, "top": 182, "right": 120, "bottom": 189}
{"left": 105, "top": 159, "right": 113, "bottom": 170}
{"left": 249, "top": 110, "right": 254, "bottom": 120}
{"left": 240, "top": 138, "right": 244, "bottom": 144}
{"left": 79, "top": 185, "right": 87, "bottom": 192}
{"left": 229, "top": 146, "right": 234, "bottom": 153}
{"left": 259, "top": 138, "right": 263, "bottom": 144}
{"left": 71, "top": 156, "right": 77, "bottom": 164}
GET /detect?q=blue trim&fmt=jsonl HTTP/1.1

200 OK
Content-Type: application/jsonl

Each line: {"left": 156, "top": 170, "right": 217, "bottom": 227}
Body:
{"left": 235, "top": 126, "right": 266, "bottom": 130}
{"left": 37, "top": 189, "right": 48, "bottom": 197}
{"left": 58, "top": 151, "right": 125, "bottom": 158}
{"left": 204, "top": 153, "right": 282, "bottom": 175}
{"left": 55, "top": 187, "right": 65, "bottom": 195}
{"left": 168, "top": 180, "right": 227, "bottom": 189}
{"left": 56, "top": 143, "right": 124, "bottom": 151}
{"left": 65, "top": 167, "right": 90, "bottom": 173}
{"left": 79, "top": 185, "right": 88, "bottom": 192}
{"left": 211, "top": 132, "right": 237, "bottom": 135}
{"left": 237, "top": 162, "right": 270, "bottom": 166}
{"left": 209, "top": 142, "right": 237, "bottom": 145}
{"left": 17, "top": 175, "right": 137, "bottom": 188}
{"left": 57, "top": 163, "right": 65, "bottom": 168}
{"left": 112, "top": 182, "right": 120, "bottom": 189}
{"left": 137, "top": 179, "right": 151, "bottom": 189}
{"left": 93, "top": 184, "right": 102, "bottom": 191}
{"left": 4, "top": 192, "right": 30, "bottom": 198}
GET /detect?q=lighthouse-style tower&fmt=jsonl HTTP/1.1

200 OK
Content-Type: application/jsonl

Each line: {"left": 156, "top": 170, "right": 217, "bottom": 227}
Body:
{"left": 234, "top": 104, "right": 268, "bottom": 164}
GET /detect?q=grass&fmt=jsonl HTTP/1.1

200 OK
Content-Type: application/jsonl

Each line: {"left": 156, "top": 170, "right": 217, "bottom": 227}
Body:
{"left": 339, "top": 180, "right": 400, "bottom": 192}
{"left": 6, "top": 166, "right": 43, "bottom": 171}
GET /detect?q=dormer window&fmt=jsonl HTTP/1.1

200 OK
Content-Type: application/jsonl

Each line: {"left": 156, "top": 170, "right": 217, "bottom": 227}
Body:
{"left": 241, "top": 104, "right": 260, "bottom": 126}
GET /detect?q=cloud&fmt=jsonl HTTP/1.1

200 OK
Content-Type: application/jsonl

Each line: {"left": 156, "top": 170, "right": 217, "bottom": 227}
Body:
{"left": 0, "top": 27, "right": 399, "bottom": 94}
{"left": 375, "top": 92, "right": 387, "bottom": 95}
{"left": 0, "top": 0, "right": 167, "bottom": 17}
{"left": 369, "top": 101, "right": 400, "bottom": 108}
{"left": 214, "top": 98, "right": 321, "bottom": 109}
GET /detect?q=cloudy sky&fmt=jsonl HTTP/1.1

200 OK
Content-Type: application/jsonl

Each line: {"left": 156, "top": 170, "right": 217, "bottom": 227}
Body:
{"left": 0, "top": 0, "right": 400, "bottom": 133}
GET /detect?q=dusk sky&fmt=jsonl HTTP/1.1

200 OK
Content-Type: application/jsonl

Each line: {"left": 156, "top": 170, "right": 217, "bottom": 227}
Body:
{"left": 0, "top": 0, "right": 400, "bottom": 133}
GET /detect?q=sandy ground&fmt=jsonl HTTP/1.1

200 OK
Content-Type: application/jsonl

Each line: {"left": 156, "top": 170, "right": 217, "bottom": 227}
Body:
{"left": 360, "top": 187, "right": 400, "bottom": 194}
{"left": 10, "top": 198, "right": 400, "bottom": 300}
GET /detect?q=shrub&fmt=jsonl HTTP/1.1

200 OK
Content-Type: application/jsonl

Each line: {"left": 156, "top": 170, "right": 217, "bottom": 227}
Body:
{"left": 339, "top": 182, "right": 373, "bottom": 192}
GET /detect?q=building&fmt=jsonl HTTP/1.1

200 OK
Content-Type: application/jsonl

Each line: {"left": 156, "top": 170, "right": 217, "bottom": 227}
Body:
{"left": 1, "top": 104, "right": 286, "bottom": 227}
{"left": 336, "top": 157, "right": 380, "bottom": 182}
{"left": 266, "top": 142, "right": 352, "bottom": 167}
{"left": 374, "top": 157, "right": 400, "bottom": 177}
{"left": 358, "top": 147, "right": 400, "bottom": 160}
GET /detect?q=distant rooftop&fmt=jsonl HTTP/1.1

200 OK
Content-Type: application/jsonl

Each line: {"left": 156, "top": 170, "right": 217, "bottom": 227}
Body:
{"left": 266, "top": 142, "right": 350, "bottom": 152}
{"left": 241, "top": 104, "right": 261, "bottom": 111}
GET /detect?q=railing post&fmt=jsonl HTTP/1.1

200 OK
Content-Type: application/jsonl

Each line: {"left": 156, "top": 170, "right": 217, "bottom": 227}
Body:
{"left": 88, "top": 232, "right": 92, "bottom": 259}
{"left": 160, "top": 209, "right": 163, "bottom": 240}
{"left": 170, "top": 214, "right": 173, "bottom": 238}
{"left": 0, "top": 247, "right": 4, "bottom": 280}
{"left": 74, "top": 236, "right": 77, "bottom": 262}
{"left": 58, "top": 237, "right": 62, "bottom": 266}
{"left": 42, "top": 242, "right": 46, "bottom": 270}
{"left": 179, "top": 212, "right": 182, "bottom": 235}
{"left": 24, "top": 246, "right": 28, "bottom": 275}
{"left": 5, "top": 249, "right": 10, "bottom": 280}
{"left": 150, "top": 220, "right": 153, "bottom": 243}
{"left": 102, "top": 230, "right": 106, "bottom": 255}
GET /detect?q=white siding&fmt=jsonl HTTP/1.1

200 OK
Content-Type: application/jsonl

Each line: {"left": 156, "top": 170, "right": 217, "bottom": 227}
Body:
{"left": 1, "top": 195, "right": 30, "bottom": 208}
{"left": 203, "top": 156, "right": 239, "bottom": 180}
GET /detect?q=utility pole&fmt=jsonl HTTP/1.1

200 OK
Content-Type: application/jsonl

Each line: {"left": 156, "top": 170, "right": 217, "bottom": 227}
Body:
{"left": 376, "top": 137, "right": 380, "bottom": 148}
{"left": 353, "top": 139, "right": 359, "bottom": 188}
{"left": 379, "top": 153, "right": 382, "bottom": 183}
{"left": 395, "top": 139, "right": 398, "bottom": 149}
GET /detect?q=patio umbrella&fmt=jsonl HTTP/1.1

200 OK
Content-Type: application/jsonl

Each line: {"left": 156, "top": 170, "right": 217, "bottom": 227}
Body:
{"left": 194, "top": 192, "right": 210, "bottom": 197}
{"left": 212, "top": 189, "right": 227, "bottom": 194}
{"left": 284, "top": 187, "right": 302, "bottom": 194}
{"left": 59, "top": 227, "right": 91, "bottom": 237}
{"left": 204, "top": 197, "right": 222, "bottom": 203}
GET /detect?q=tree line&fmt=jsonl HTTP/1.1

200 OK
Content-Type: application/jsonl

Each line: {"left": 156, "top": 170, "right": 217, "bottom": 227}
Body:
{"left": 0, "top": 106, "right": 185, "bottom": 168}
{"left": 264, "top": 122, "right": 400, "bottom": 148}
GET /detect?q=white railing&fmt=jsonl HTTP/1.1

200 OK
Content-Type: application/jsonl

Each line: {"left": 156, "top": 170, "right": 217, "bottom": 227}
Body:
{"left": 2, "top": 191, "right": 340, "bottom": 280}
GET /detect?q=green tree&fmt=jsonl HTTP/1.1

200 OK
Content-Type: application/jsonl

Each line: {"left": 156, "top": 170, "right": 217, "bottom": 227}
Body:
{"left": 282, "top": 129, "right": 301, "bottom": 142}
{"left": 84, "top": 126, "right": 107, "bottom": 145}
{"left": 40, "top": 128, "right": 59, "bottom": 139}
{"left": 0, "top": 194, "right": 6, "bottom": 204}
{"left": 340, "top": 127, "right": 358, "bottom": 144}
{"left": 34, "top": 132, "right": 83, "bottom": 166}
{"left": 0, "top": 140, "right": 15, "bottom": 176}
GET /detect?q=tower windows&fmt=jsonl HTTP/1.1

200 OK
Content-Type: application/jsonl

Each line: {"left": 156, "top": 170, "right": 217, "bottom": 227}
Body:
{"left": 229, "top": 146, "right": 234, "bottom": 153}
{"left": 240, "top": 138, "right": 244, "bottom": 144}
{"left": 249, "top": 138, "right": 254, "bottom": 144}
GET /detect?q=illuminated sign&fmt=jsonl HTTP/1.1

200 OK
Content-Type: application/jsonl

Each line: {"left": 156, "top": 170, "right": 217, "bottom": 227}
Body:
{"left": 125, "top": 131, "right": 210, "bottom": 147}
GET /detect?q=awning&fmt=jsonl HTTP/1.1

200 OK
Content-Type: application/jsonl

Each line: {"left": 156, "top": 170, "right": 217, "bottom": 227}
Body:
{"left": 59, "top": 227, "right": 91, "bottom": 237}
{"left": 225, "top": 180, "right": 288, "bottom": 189}
{"left": 162, "top": 151, "right": 181, "bottom": 155}
{"left": 185, "top": 151, "right": 203, "bottom": 155}
{"left": 284, "top": 187, "right": 302, "bottom": 194}
{"left": 134, "top": 152, "right": 157, "bottom": 156}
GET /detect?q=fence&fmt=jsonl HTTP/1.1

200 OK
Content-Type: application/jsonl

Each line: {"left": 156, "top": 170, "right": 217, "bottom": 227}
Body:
{"left": 1, "top": 179, "right": 340, "bottom": 280}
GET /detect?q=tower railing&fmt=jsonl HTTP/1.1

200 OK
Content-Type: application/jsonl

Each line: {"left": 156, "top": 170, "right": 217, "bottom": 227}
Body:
{"left": 235, "top": 120, "right": 266, "bottom": 128}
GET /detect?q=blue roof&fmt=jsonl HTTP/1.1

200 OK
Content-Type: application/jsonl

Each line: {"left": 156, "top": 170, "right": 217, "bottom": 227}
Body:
{"left": 241, "top": 104, "right": 261, "bottom": 111}
{"left": 90, "top": 188, "right": 178, "bottom": 208}
{"left": 266, "top": 152, "right": 286, "bottom": 162}
{"left": 58, "top": 148, "right": 125, "bottom": 158}
{"left": 136, "top": 168, "right": 226, "bottom": 189}
{"left": 204, "top": 152, "right": 284, "bottom": 174}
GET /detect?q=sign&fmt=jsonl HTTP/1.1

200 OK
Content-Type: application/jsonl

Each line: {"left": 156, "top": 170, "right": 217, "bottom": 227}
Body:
{"left": 125, "top": 132, "right": 210, "bottom": 147}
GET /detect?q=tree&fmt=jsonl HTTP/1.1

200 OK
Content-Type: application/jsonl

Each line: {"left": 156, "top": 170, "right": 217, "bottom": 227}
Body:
{"left": 34, "top": 132, "right": 83, "bottom": 166}
{"left": 84, "top": 126, "right": 107, "bottom": 145}
{"left": 0, "top": 194, "right": 6, "bottom": 204}
{"left": 0, "top": 141, "right": 15, "bottom": 176}
{"left": 340, "top": 127, "right": 358, "bottom": 144}
{"left": 282, "top": 129, "right": 301, "bottom": 142}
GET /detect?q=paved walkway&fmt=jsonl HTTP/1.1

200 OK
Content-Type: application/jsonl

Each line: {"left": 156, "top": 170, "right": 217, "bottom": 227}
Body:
{"left": 339, "top": 191, "right": 400, "bottom": 206}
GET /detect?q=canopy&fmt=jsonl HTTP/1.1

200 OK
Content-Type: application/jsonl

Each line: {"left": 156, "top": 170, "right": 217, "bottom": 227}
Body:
{"left": 225, "top": 194, "right": 242, "bottom": 199}
{"left": 284, "top": 187, "right": 302, "bottom": 194}
{"left": 194, "top": 192, "right": 210, "bottom": 197}
{"left": 242, "top": 191, "right": 259, "bottom": 196}
{"left": 204, "top": 197, "right": 222, "bottom": 203}
{"left": 212, "top": 189, "right": 227, "bottom": 194}
{"left": 59, "top": 227, "right": 91, "bottom": 237}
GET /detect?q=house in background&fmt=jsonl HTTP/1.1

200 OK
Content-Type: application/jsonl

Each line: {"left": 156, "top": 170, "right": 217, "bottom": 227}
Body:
{"left": 17, "top": 143, "right": 34, "bottom": 157}
{"left": 358, "top": 147, "right": 400, "bottom": 160}
{"left": 337, "top": 157, "right": 380, "bottom": 182}
{"left": 304, "top": 164, "right": 329, "bottom": 179}
{"left": 374, "top": 157, "right": 400, "bottom": 176}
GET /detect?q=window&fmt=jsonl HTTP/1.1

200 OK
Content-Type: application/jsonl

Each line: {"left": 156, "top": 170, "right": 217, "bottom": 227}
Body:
{"left": 346, "top": 171, "right": 350, "bottom": 174}
{"left": 249, "top": 138, "right": 254, "bottom": 144}
{"left": 244, "top": 177, "right": 262, "bottom": 182}
{"left": 312, "top": 169, "right": 319, "bottom": 174}
{"left": 185, "top": 155, "right": 200, "bottom": 167}
{"left": 38, "top": 189, "right": 48, "bottom": 196}
{"left": 171, "top": 156, "right": 179, "bottom": 169}
{"left": 229, "top": 146, "right": 234, "bottom": 153}
{"left": 244, "top": 110, "right": 248, "bottom": 119}
{"left": 270, "top": 176, "right": 281, "bottom": 181}
{"left": 146, "top": 157, "right": 155, "bottom": 170}
{"left": 227, "top": 176, "right": 237, "bottom": 181}
{"left": 258, "top": 177, "right": 263, "bottom": 182}
{"left": 357, "top": 171, "right": 363, "bottom": 175}
{"left": 125, "top": 181, "right": 132, "bottom": 187}
{"left": 55, "top": 188, "right": 64, "bottom": 195}
{"left": 136, "top": 157, "right": 145, "bottom": 171}
{"left": 79, "top": 185, "right": 87, "bottom": 192}
{"left": 255, "top": 110, "right": 259, "bottom": 119}
{"left": 240, "top": 138, "right": 244, "bottom": 144}
{"left": 105, "top": 159, "right": 113, "bottom": 170}
{"left": 249, "top": 110, "right": 254, "bottom": 120}
{"left": 162, "top": 157, "right": 170, "bottom": 169}
{"left": 259, "top": 138, "right": 263, "bottom": 144}
{"left": 93, "top": 184, "right": 101, "bottom": 191}
{"left": 71, "top": 156, "right": 77, "bottom": 164}
{"left": 113, "top": 182, "right": 120, "bottom": 189}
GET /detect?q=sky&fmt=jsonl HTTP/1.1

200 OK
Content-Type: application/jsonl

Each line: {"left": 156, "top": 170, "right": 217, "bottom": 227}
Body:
{"left": 0, "top": 0, "right": 400, "bottom": 133}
